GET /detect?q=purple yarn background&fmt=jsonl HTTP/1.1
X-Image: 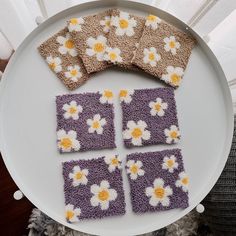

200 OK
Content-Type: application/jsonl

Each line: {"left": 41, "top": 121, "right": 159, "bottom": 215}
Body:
{"left": 62, "top": 157, "right": 126, "bottom": 221}
{"left": 56, "top": 93, "right": 116, "bottom": 152}
{"left": 126, "top": 149, "right": 189, "bottom": 214}
{"left": 121, "top": 88, "right": 180, "bottom": 148}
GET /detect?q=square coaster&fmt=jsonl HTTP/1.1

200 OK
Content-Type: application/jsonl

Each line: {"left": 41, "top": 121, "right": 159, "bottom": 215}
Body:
{"left": 126, "top": 149, "right": 189, "bottom": 214}
{"left": 105, "top": 9, "right": 145, "bottom": 70}
{"left": 63, "top": 155, "right": 126, "bottom": 222}
{"left": 67, "top": 10, "right": 112, "bottom": 74}
{"left": 38, "top": 27, "right": 89, "bottom": 90}
{"left": 120, "top": 88, "right": 180, "bottom": 148}
{"left": 56, "top": 91, "right": 116, "bottom": 152}
{"left": 132, "top": 14, "right": 196, "bottom": 87}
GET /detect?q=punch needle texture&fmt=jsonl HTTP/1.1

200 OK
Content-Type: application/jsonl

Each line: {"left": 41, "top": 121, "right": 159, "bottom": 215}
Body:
{"left": 56, "top": 91, "right": 116, "bottom": 153}
{"left": 62, "top": 156, "right": 126, "bottom": 222}
{"left": 126, "top": 149, "right": 189, "bottom": 214}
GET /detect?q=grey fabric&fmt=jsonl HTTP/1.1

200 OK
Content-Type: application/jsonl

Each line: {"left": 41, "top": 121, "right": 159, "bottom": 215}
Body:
{"left": 202, "top": 116, "right": 236, "bottom": 235}
{"left": 27, "top": 207, "right": 200, "bottom": 236}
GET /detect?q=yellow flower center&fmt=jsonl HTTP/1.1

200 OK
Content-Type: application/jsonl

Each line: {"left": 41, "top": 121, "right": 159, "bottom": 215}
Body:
{"left": 105, "top": 20, "right": 110, "bottom": 27}
{"left": 65, "top": 39, "right": 74, "bottom": 49}
{"left": 104, "top": 90, "right": 113, "bottom": 98}
{"left": 130, "top": 164, "right": 138, "bottom": 174}
{"left": 182, "top": 177, "right": 189, "bottom": 185}
{"left": 171, "top": 73, "right": 181, "bottom": 85}
{"left": 119, "top": 19, "right": 129, "bottom": 29}
{"left": 66, "top": 210, "right": 74, "bottom": 220}
{"left": 60, "top": 138, "right": 72, "bottom": 149}
{"left": 170, "top": 131, "right": 178, "bottom": 139}
{"left": 119, "top": 90, "right": 128, "bottom": 98}
{"left": 131, "top": 128, "right": 142, "bottom": 138}
{"left": 70, "top": 69, "right": 78, "bottom": 77}
{"left": 49, "top": 62, "right": 56, "bottom": 70}
{"left": 148, "top": 52, "right": 155, "bottom": 61}
{"left": 109, "top": 52, "right": 117, "bottom": 60}
{"left": 69, "top": 106, "right": 77, "bottom": 114}
{"left": 93, "top": 42, "right": 105, "bottom": 53}
{"left": 154, "top": 187, "right": 165, "bottom": 199}
{"left": 111, "top": 158, "right": 119, "bottom": 166}
{"left": 155, "top": 103, "right": 161, "bottom": 111}
{"left": 147, "top": 15, "right": 157, "bottom": 22}
{"left": 98, "top": 190, "right": 109, "bottom": 201}
{"left": 92, "top": 121, "right": 100, "bottom": 129}
{"left": 75, "top": 171, "right": 83, "bottom": 180}
{"left": 167, "top": 159, "right": 174, "bottom": 167}
{"left": 70, "top": 18, "right": 78, "bottom": 25}
{"left": 169, "top": 41, "right": 176, "bottom": 48}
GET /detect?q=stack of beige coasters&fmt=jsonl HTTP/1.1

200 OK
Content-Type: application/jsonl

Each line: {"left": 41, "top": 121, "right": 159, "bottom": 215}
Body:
{"left": 132, "top": 14, "right": 196, "bottom": 87}
{"left": 38, "top": 9, "right": 196, "bottom": 90}
{"left": 68, "top": 9, "right": 112, "bottom": 74}
{"left": 105, "top": 9, "right": 145, "bottom": 70}
{"left": 38, "top": 28, "right": 89, "bottom": 90}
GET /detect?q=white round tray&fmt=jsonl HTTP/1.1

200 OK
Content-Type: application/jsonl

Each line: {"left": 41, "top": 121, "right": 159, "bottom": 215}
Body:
{"left": 0, "top": 0, "right": 233, "bottom": 235}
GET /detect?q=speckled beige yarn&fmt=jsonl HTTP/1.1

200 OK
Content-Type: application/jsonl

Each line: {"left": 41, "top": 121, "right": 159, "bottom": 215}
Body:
{"left": 38, "top": 28, "right": 89, "bottom": 90}
{"left": 68, "top": 10, "right": 112, "bottom": 74}
{"left": 132, "top": 16, "right": 196, "bottom": 87}
{"left": 107, "top": 9, "right": 145, "bottom": 70}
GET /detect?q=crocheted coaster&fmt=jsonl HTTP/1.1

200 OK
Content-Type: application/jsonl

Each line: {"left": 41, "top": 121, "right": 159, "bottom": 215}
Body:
{"left": 126, "top": 149, "right": 189, "bottom": 214}
{"left": 67, "top": 10, "right": 112, "bottom": 74}
{"left": 62, "top": 156, "right": 126, "bottom": 222}
{"left": 105, "top": 9, "right": 145, "bottom": 70}
{"left": 38, "top": 28, "right": 89, "bottom": 90}
{"left": 120, "top": 88, "right": 180, "bottom": 148}
{"left": 56, "top": 91, "right": 116, "bottom": 152}
{"left": 132, "top": 14, "right": 196, "bottom": 87}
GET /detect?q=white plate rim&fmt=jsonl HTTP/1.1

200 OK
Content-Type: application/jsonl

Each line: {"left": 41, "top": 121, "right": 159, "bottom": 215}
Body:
{"left": 0, "top": 0, "right": 234, "bottom": 235}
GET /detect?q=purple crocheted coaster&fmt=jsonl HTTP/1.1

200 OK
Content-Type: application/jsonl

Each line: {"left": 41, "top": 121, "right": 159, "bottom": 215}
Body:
{"left": 56, "top": 91, "right": 116, "bottom": 152}
{"left": 62, "top": 156, "right": 126, "bottom": 222}
{"left": 126, "top": 149, "right": 189, "bottom": 214}
{"left": 120, "top": 88, "right": 180, "bottom": 148}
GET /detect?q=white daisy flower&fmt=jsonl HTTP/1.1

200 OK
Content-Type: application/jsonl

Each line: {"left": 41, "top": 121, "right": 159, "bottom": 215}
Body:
{"left": 176, "top": 171, "right": 189, "bottom": 192}
{"left": 104, "top": 155, "right": 122, "bottom": 173}
{"left": 57, "top": 129, "right": 80, "bottom": 152}
{"left": 119, "top": 89, "right": 134, "bottom": 104}
{"left": 164, "top": 36, "right": 180, "bottom": 55}
{"left": 86, "top": 114, "right": 107, "bottom": 135}
{"left": 126, "top": 160, "right": 145, "bottom": 180}
{"left": 145, "top": 14, "right": 162, "bottom": 30}
{"left": 68, "top": 17, "right": 84, "bottom": 32}
{"left": 46, "top": 56, "right": 62, "bottom": 73}
{"left": 111, "top": 11, "right": 137, "bottom": 37}
{"left": 56, "top": 33, "right": 78, "bottom": 57}
{"left": 69, "top": 165, "right": 88, "bottom": 187}
{"left": 123, "top": 120, "right": 151, "bottom": 146}
{"left": 100, "top": 16, "right": 111, "bottom": 33}
{"left": 99, "top": 90, "right": 114, "bottom": 104}
{"left": 149, "top": 97, "right": 168, "bottom": 117}
{"left": 162, "top": 155, "right": 178, "bottom": 173}
{"left": 161, "top": 66, "right": 184, "bottom": 87}
{"left": 143, "top": 47, "right": 161, "bottom": 67}
{"left": 65, "top": 204, "right": 81, "bottom": 223}
{"left": 164, "top": 125, "right": 180, "bottom": 144}
{"left": 64, "top": 65, "right": 82, "bottom": 82}
{"left": 62, "top": 100, "right": 83, "bottom": 120}
{"left": 145, "top": 178, "right": 173, "bottom": 207}
{"left": 85, "top": 35, "right": 107, "bottom": 61}
{"left": 90, "top": 180, "right": 117, "bottom": 210}
{"left": 104, "top": 47, "right": 123, "bottom": 63}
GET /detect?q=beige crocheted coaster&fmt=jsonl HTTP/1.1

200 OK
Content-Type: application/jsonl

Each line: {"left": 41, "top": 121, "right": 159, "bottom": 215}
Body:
{"left": 67, "top": 10, "right": 112, "bottom": 74}
{"left": 132, "top": 15, "right": 196, "bottom": 87}
{"left": 38, "top": 28, "right": 89, "bottom": 90}
{"left": 105, "top": 9, "right": 145, "bottom": 70}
